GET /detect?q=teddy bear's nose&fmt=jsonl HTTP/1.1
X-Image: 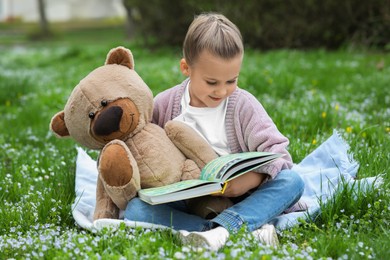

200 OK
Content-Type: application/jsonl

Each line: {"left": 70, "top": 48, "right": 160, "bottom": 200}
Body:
{"left": 93, "top": 106, "right": 123, "bottom": 136}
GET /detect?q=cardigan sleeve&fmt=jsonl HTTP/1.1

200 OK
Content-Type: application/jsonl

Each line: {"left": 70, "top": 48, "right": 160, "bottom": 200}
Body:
{"left": 152, "top": 90, "right": 171, "bottom": 128}
{"left": 152, "top": 81, "right": 186, "bottom": 127}
{"left": 234, "top": 90, "right": 293, "bottom": 178}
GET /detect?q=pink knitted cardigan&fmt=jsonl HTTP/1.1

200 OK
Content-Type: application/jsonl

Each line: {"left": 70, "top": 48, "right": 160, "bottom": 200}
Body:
{"left": 152, "top": 78, "right": 293, "bottom": 179}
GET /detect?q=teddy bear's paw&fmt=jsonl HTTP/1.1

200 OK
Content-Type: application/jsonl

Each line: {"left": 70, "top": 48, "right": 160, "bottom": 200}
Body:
{"left": 99, "top": 140, "right": 141, "bottom": 210}
{"left": 103, "top": 178, "right": 140, "bottom": 210}
{"left": 181, "top": 159, "right": 201, "bottom": 180}
{"left": 99, "top": 141, "right": 134, "bottom": 187}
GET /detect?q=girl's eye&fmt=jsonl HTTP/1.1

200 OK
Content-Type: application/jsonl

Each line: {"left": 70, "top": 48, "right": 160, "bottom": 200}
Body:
{"left": 227, "top": 80, "right": 237, "bottom": 84}
{"left": 206, "top": 81, "right": 217, "bottom": 85}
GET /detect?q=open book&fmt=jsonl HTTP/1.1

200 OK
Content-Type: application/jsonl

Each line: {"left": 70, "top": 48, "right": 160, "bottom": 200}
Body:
{"left": 138, "top": 151, "right": 282, "bottom": 205}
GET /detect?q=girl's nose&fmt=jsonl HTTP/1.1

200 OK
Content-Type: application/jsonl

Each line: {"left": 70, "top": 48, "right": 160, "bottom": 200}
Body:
{"left": 215, "top": 87, "right": 227, "bottom": 97}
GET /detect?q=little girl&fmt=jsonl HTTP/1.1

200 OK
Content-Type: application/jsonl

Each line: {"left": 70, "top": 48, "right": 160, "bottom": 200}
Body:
{"left": 125, "top": 13, "right": 304, "bottom": 251}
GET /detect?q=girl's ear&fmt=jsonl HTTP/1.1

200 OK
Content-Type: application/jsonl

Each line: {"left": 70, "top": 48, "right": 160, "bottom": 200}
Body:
{"left": 180, "top": 58, "right": 190, "bottom": 77}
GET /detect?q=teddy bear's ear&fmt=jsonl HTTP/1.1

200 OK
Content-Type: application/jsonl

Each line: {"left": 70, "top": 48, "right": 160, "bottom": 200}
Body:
{"left": 50, "top": 111, "right": 70, "bottom": 137}
{"left": 105, "top": 46, "right": 135, "bottom": 69}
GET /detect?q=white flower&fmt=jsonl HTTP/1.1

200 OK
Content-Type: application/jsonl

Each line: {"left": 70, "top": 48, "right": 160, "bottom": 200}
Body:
{"left": 173, "top": 251, "right": 186, "bottom": 259}
{"left": 230, "top": 248, "right": 240, "bottom": 258}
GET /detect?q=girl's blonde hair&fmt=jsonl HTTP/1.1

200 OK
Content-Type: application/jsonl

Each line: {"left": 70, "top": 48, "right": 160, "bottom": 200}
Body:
{"left": 183, "top": 13, "right": 244, "bottom": 66}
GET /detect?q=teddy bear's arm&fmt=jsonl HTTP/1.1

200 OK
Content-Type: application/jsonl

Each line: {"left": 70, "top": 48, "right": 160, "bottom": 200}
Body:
{"left": 164, "top": 121, "right": 218, "bottom": 169}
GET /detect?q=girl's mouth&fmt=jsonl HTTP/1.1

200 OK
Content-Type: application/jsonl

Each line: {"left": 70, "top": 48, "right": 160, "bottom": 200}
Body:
{"left": 209, "top": 96, "right": 222, "bottom": 101}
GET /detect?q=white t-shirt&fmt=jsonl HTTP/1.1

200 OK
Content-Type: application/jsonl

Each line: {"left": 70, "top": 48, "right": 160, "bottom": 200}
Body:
{"left": 173, "top": 83, "right": 230, "bottom": 156}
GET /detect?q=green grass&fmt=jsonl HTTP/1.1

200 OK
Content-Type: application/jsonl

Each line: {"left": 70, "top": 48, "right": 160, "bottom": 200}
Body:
{"left": 0, "top": 27, "right": 389, "bottom": 259}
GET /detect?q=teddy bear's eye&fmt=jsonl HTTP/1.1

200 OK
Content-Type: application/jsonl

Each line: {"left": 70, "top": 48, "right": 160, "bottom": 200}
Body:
{"left": 88, "top": 112, "right": 95, "bottom": 119}
{"left": 101, "top": 100, "right": 108, "bottom": 107}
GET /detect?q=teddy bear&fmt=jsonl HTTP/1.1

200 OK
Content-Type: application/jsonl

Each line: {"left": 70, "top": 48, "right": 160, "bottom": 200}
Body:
{"left": 50, "top": 46, "right": 232, "bottom": 221}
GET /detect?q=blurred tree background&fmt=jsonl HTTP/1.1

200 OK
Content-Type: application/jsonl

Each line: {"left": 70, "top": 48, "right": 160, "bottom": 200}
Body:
{"left": 123, "top": 0, "right": 390, "bottom": 50}
{"left": 1, "top": 0, "right": 388, "bottom": 49}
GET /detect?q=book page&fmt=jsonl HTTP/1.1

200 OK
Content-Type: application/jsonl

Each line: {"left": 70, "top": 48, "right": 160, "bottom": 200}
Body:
{"left": 200, "top": 152, "right": 281, "bottom": 181}
{"left": 222, "top": 156, "right": 279, "bottom": 182}
{"left": 201, "top": 156, "right": 243, "bottom": 181}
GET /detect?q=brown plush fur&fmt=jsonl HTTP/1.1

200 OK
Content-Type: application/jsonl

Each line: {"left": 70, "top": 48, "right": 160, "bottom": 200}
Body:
{"left": 50, "top": 46, "right": 232, "bottom": 221}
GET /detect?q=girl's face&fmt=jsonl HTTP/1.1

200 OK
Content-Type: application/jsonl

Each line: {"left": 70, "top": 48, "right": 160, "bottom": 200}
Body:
{"left": 180, "top": 51, "right": 243, "bottom": 108}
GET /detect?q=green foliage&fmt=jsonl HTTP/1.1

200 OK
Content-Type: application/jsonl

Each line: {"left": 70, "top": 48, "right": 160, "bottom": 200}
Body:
{"left": 0, "top": 40, "right": 389, "bottom": 258}
{"left": 123, "top": 0, "right": 390, "bottom": 49}
{"left": 280, "top": 176, "right": 390, "bottom": 259}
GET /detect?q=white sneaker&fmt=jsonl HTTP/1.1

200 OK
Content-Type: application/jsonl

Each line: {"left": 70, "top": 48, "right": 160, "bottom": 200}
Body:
{"left": 252, "top": 224, "right": 279, "bottom": 247}
{"left": 179, "top": 226, "right": 229, "bottom": 251}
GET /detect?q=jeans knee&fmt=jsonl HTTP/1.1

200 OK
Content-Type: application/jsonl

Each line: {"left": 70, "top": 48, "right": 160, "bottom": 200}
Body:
{"left": 279, "top": 169, "right": 305, "bottom": 194}
{"left": 126, "top": 197, "right": 142, "bottom": 208}
{"left": 124, "top": 198, "right": 143, "bottom": 219}
{"left": 292, "top": 171, "right": 305, "bottom": 192}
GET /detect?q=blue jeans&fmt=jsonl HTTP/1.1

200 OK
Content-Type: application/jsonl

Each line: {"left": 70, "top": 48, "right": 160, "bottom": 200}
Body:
{"left": 124, "top": 169, "right": 304, "bottom": 233}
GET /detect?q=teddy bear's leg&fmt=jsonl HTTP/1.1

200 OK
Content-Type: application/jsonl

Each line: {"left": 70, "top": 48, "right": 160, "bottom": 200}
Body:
{"left": 186, "top": 196, "right": 234, "bottom": 219}
{"left": 94, "top": 176, "right": 120, "bottom": 220}
{"left": 164, "top": 121, "right": 218, "bottom": 169}
{"left": 98, "top": 140, "right": 141, "bottom": 211}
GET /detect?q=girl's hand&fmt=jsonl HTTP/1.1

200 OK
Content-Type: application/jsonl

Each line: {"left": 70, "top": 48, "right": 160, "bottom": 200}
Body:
{"left": 214, "top": 171, "right": 267, "bottom": 197}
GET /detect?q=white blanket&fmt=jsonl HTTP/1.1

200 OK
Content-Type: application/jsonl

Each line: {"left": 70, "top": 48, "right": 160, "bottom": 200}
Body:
{"left": 72, "top": 130, "right": 382, "bottom": 231}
